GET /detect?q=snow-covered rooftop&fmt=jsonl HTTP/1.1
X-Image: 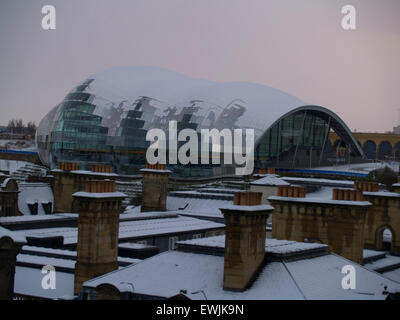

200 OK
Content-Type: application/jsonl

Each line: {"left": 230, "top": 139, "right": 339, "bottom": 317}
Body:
{"left": 118, "top": 242, "right": 157, "bottom": 250}
{"left": 120, "top": 209, "right": 178, "bottom": 221}
{"left": 168, "top": 190, "right": 233, "bottom": 201}
{"left": 0, "top": 213, "right": 75, "bottom": 226}
{"left": 0, "top": 159, "right": 29, "bottom": 174}
{"left": 18, "top": 182, "right": 54, "bottom": 215}
{"left": 177, "top": 235, "right": 328, "bottom": 258}
{"left": 268, "top": 195, "right": 372, "bottom": 207}
{"left": 219, "top": 204, "right": 274, "bottom": 212}
{"left": 363, "top": 191, "right": 400, "bottom": 198}
{"left": 0, "top": 226, "right": 26, "bottom": 243}
{"left": 21, "top": 216, "right": 224, "bottom": 246}
{"left": 281, "top": 176, "right": 355, "bottom": 187}
{"left": 139, "top": 168, "right": 171, "bottom": 174}
{"left": 72, "top": 191, "right": 127, "bottom": 199}
{"left": 166, "top": 194, "right": 232, "bottom": 220}
{"left": 51, "top": 169, "right": 117, "bottom": 177}
{"left": 363, "top": 254, "right": 400, "bottom": 274}
{"left": 82, "top": 249, "right": 397, "bottom": 300}
{"left": 251, "top": 174, "right": 290, "bottom": 186}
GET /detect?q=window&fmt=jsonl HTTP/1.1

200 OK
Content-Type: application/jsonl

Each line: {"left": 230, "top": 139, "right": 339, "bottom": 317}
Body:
{"left": 168, "top": 236, "right": 179, "bottom": 250}
{"left": 192, "top": 234, "right": 202, "bottom": 239}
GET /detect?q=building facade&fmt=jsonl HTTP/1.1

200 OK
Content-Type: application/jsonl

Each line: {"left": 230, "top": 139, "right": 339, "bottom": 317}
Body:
{"left": 36, "top": 66, "right": 365, "bottom": 177}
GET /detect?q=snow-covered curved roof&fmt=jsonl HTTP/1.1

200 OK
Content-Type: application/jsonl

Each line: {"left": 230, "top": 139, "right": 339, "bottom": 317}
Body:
{"left": 37, "top": 66, "right": 363, "bottom": 167}
{"left": 81, "top": 66, "right": 306, "bottom": 137}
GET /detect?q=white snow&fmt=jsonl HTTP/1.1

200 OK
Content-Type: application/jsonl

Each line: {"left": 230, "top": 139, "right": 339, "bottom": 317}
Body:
{"left": 22, "top": 217, "right": 225, "bottom": 245}
{"left": 1, "top": 177, "right": 12, "bottom": 188}
{"left": 17, "top": 254, "right": 76, "bottom": 270}
{"left": 20, "top": 245, "right": 141, "bottom": 266}
{"left": 140, "top": 169, "right": 172, "bottom": 174}
{"left": 306, "top": 187, "right": 335, "bottom": 199}
{"left": 268, "top": 196, "right": 372, "bottom": 207}
{"left": 82, "top": 249, "right": 397, "bottom": 300}
{"left": 166, "top": 195, "right": 231, "bottom": 218}
{"left": 121, "top": 209, "right": 178, "bottom": 220}
{"left": 72, "top": 191, "right": 127, "bottom": 199}
{"left": 363, "top": 249, "right": 385, "bottom": 260}
{"left": 51, "top": 169, "right": 117, "bottom": 177}
{"left": 0, "top": 226, "right": 26, "bottom": 243}
{"left": 118, "top": 243, "right": 155, "bottom": 249}
{"left": 0, "top": 159, "right": 29, "bottom": 174}
{"left": 219, "top": 204, "right": 274, "bottom": 212}
{"left": 18, "top": 182, "right": 54, "bottom": 215}
{"left": 56, "top": 65, "right": 306, "bottom": 145}
{"left": 363, "top": 254, "right": 400, "bottom": 272}
{"left": 281, "top": 176, "right": 354, "bottom": 186}
{"left": 0, "top": 213, "right": 73, "bottom": 225}
{"left": 251, "top": 174, "right": 290, "bottom": 186}
{"left": 382, "top": 269, "right": 400, "bottom": 283}
{"left": 363, "top": 191, "right": 400, "bottom": 198}
{"left": 178, "top": 235, "right": 328, "bottom": 255}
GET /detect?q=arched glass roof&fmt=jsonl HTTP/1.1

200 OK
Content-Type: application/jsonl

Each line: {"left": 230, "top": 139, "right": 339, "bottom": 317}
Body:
{"left": 36, "top": 66, "right": 364, "bottom": 171}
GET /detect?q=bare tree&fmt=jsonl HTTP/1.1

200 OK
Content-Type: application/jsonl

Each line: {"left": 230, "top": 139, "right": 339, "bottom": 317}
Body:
{"left": 15, "top": 119, "right": 23, "bottom": 134}
{"left": 7, "top": 119, "right": 16, "bottom": 134}
{"left": 27, "top": 121, "right": 36, "bottom": 135}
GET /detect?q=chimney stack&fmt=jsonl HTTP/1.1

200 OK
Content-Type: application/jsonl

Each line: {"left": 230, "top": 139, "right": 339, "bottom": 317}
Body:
{"left": 140, "top": 163, "right": 171, "bottom": 212}
{"left": 91, "top": 164, "right": 113, "bottom": 174}
{"left": 277, "top": 185, "right": 306, "bottom": 198}
{"left": 220, "top": 191, "right": 274, "bottom": 291}
{"left": 57, "top": 162, "right": 78, "bottom": 171}
{"left": 332, "top": 188, "right": 364, "bottom": 201}
{"left": 0, "top": 228, "right": 26, "bottom": 300}
{"left": 72, "top": 180, "right": 126, "bottom": 296}
{"left": 354, "top": 181, "right": 379, "bottom": 193}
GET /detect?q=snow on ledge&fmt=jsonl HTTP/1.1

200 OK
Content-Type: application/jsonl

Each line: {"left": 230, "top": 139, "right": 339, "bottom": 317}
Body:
{"left": 140, "top": 168, "right": 172, "bottom": 174}
{"left": 268, "top": 196, "right": 372, "bottom": 206}
{"left": 363, "top": 191, "right": 400, "bottom": 198}
{"left": 219, "top": 204, "right": 275, "bottom": 212}
{"left": 0, "top": 226, "right": 26, "bottom": 243}
{"left": 51, "top": 169, "right": 117, "bottom": 177}
{"left": 251, "top": 174, "right": 290, "bottom": 186}
{"left": 72, "top": 191, "right": 127, "bottom": 199}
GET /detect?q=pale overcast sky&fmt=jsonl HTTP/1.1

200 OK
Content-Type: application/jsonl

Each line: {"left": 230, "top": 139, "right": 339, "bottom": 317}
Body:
{"left": 0, "top": 0, "right": 399, "bottom": 132}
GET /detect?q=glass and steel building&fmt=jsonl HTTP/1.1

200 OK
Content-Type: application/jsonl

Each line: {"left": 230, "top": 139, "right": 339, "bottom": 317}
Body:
{"left": 36, "top": 66, "right": 364, "bottom": 177}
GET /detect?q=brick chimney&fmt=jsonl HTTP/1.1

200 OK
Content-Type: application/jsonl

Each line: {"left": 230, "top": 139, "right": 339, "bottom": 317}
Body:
{"left": 269, "top": 188, "right": 370, "bottom": 264}
{"left": 0, "top": 227, "right": 26, "bottom": 300}
{"left": 220, "top": 191, "right": 274, "bottom": 291}
{"left": 91, "top": 164, "right": 113, "bottom": 174}
{"left": 140, "top": 163, "right": 171, "bottom": 212}
{"left": 332, "top": 188, "right": 364, "bottom": 201}
{"left": 57, "top": 162, "right": 79, "bottom": 171}
{"left": 72, "top": 180, "right": 126, "bottom": 296}
{"left": 393, "top": 178, "right": 400, "bottom": 193}
{"left": 267, "top": 167, "right": 275, "bottom": 175}
{"left": 354, "top": 181, "right": 379, "bottom": 192}
{"left": 277, "top": 185, "right": 306, "bottom": 198}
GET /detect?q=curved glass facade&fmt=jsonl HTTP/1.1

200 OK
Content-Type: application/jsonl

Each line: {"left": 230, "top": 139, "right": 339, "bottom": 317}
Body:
{"left": 255, "top": 110, "right": 330, "bottom": 168}
{"left": 36, "top": 66, "right": 364, "bottom": 177}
